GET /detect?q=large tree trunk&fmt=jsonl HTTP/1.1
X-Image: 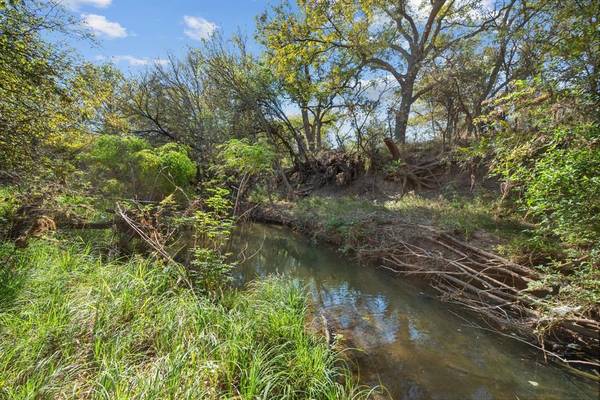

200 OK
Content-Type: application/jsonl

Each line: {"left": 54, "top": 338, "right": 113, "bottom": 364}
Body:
{"left": 394, "top": 77, "right": 416, "bottom": 144}
{"left": 301, "top": 107, "right": 315, "bottom": 151}
{"left": 294, "top": 132, "right": 311, "bottom": 164}
{"left": 316, "top": 122, "right": 322, "bottom": 151}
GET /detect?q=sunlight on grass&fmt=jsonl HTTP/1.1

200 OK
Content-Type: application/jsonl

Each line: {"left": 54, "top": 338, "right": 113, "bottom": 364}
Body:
{"left": 0, "top": 241, "right": 370, "bottom": 399}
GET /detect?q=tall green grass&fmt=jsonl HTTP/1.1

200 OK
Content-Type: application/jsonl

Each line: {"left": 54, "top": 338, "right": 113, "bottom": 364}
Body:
{"left": 0, "top": 240, "right": 370, "bottom": 399}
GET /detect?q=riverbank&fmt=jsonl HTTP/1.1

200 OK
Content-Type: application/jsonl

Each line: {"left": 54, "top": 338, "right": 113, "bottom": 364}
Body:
{"left": 250, "top": 193, "right": 600, "bottom": 381}
{"left": 235, "top": 222, "right": 599, "bottom": 399}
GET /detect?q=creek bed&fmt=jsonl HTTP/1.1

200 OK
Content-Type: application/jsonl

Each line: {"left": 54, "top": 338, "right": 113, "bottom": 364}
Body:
{"left": 232, "top": 223, "right": 598, "bottom": 400}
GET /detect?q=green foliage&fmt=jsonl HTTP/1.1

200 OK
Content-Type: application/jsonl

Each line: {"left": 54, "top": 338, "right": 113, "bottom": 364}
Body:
{"left": 0, "top": 240, "right": 368, "bottom": 399}
{"left": 0, "top": 3, "right": 125, "bottom": 176}
{"left": 293, "top": 196, "right": 384, "bottom": 250}
{"left": 524, "top": 124, "right": 600, "bottom": 247}
{"left": 486, "top": 83, "right": 600, "bottom": 251}
{"left": 525, "top": 256, "right": 600, "bottom": 312}
{"left": 217, "top": 139, "right": 276, "bottom": 207}
{"left": 382, "top": 159, "right": 406, "bottom": 176}
{"left": 84, "top": 134, "right": 149, "bottom": 175}
{"left": 218, "top": 138, "right": 275, "bottom": 175}
{"left": 0, "top": 186, "right": 17, "bottom": 229}
{"left": 190, "top": 187, "right": 235, "bottom": 249}
{"left": 84, "top": 135, "right": 196, "bottom": 200}
{"left": 190, "top": 248, "right": 234, "bottom": 294}
{"left": 473, "top": 76, "right": 600, "bottom": 308}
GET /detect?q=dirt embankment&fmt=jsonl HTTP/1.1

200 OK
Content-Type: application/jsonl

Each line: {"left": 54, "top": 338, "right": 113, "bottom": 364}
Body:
{"left": 249, "top": 165, "right": 600, "bottom": 381}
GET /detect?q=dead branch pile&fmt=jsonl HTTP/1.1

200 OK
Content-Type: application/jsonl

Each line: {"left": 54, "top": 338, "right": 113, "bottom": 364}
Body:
{"left": 5, "top": 199, "right": 177, "bottom": 259}
{"left": 384, "top": 156, "right": 447, "bottom": 192}
{"left": 285, "top": 151, "right": 365, "bottom": 195}
{"left": 6, "top": 200, "right": 114, "bottom": 247}
{"left": 114, "top": 203, "right": 178, "bottom": 263}
{"left": 357, "top": 223, "right": 599, "bottom": 378}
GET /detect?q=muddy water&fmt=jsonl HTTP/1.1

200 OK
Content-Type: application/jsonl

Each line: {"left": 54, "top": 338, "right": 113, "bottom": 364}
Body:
{"left": 232, "top": 223, "right": 598, "bottom": 400}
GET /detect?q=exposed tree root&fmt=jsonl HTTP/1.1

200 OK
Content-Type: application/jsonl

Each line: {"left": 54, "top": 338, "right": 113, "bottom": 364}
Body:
{"left": 283, "top": 151, "right": 365, "bottom": 196}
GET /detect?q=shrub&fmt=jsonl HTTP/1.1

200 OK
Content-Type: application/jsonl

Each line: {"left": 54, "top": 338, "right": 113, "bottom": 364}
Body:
{"left": 84, "top": 135, "right": 196, "bottom": 200}
{"left": 524, "top": 125, "right": 600, "bottom": 247}
{"left": 493, "top": 123, "right": 600, "bottom": 250}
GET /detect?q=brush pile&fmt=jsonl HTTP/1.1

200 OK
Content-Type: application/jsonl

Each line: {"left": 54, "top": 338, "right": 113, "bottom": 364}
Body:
{"left": 285, "top": 151, "right": 365, "bottom": 195}
{"left": 384, "top": 155, "right": 448, "bottom": 192}
{"left": 359, "top": 223, "right": 600, "bottom": 379}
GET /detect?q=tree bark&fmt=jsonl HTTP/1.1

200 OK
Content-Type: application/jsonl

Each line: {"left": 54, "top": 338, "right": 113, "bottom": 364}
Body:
{"left": 301, "top": 107, "right": 315, "bottom": 151}
{"left": 394, "top": 76, "right": 417, "bottom": 143}
{"left": 384, "top": 138, "right": 401, "bottom": 160}
{"left": 316, "top": 122, "right": 322, "bottom": 151}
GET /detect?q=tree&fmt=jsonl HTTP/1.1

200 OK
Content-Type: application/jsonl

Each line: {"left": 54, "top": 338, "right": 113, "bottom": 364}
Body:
{"left": 200, "top": 36, "right": 314, "bottom": 166}
{"left": 540, "top": 0, "right": 600, "bottom": 99}
{"left": 257, "top": 2, "right": 361, "bottom": 153}
{"left": 0, "top": 1, "right": 115, "bottom": 176}
{"left": 121, "top": 52, "right": 213, "bottom": 162}
{"left": 282, "top": 0, "right": 507, "bottom": 143}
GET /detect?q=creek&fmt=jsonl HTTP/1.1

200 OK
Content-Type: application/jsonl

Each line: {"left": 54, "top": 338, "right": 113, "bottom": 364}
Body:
{"left": 232, "top": 223, "right": 598, "bottom": 400}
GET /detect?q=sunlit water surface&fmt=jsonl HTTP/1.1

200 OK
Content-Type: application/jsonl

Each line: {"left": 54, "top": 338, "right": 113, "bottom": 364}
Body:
{"left": 232, "top": 223, "right": 598, "bottom": 400}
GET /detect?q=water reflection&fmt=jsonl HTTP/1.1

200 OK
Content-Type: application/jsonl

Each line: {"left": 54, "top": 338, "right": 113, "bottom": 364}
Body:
{"left": 232, "top": 224, "right": 598, "bottom": 400}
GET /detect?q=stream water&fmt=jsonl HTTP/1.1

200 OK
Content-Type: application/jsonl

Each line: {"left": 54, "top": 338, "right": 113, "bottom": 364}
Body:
{"left": 232, "top": 223, "right": 598, "bottom": 400}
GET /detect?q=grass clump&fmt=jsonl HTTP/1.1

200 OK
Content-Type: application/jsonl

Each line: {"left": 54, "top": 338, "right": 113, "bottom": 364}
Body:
{"left": 292, "top": 197, "right": 384, "bottom": 252}
{"left": 383, "top": 192, "right": 527, "bottom": 240}
{"left": 0, "top": 240, "right": 369, "bottom": 399}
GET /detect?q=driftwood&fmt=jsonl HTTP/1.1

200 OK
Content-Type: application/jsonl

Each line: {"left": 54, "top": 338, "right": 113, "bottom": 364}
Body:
{"left": 382, "top": 138, "right": 448, "bottom": 192}
{"left": 367, "top": 224, "right": 599, "bottom": 378}
{"left": 6, "top": 201, "right": 116, "bottom": 247}
{"left": 384, "top": 157, "right": 446, "bottom": 193}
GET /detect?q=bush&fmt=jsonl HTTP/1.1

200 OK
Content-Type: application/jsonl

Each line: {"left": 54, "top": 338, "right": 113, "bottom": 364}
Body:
{"left": 524, "top": 124, "right": 600, "bottom": 247}
{"left": 84, "top": 135, "right": 196, "bottom": 200}
{"left": 493, "top": 123, "right": 600, "bottom": 250}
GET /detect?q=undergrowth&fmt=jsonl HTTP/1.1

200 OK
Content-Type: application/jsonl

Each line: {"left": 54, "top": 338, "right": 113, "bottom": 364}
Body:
{"left": 0, "top": 240, "right": 370, "bottom": 399}
{"left": 293, "top": 192, "right": 527, "bottom": 243}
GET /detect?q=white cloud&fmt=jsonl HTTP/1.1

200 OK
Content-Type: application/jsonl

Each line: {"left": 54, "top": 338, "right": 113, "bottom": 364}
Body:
{"left": 97, "top": 55, "right": 168, "bottom": 67}
{"left": 82, "top": 14, "right": 127, "bottom": 39}
{"left": 183, "top": 15, "right": 217, "bottom": 41}
{"left": 59, "top": 0, "right": 111, "bottom": 10}
{"left": 112, "top": 55, "right": 148, "bottom": 66}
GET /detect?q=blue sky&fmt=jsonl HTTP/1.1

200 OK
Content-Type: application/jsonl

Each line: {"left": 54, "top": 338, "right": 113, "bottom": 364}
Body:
{"left": 59, "top": 0, "right": 275, "bottom": 70}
